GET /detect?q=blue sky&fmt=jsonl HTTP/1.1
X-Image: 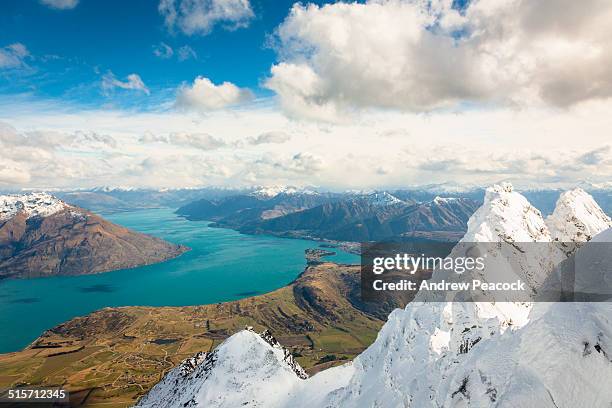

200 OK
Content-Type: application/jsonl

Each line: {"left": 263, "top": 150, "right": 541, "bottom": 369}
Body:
{"left": 0, "top": 0, "right": 610, "bottom": 190}
{"left": 0, "top": 0, "right": 336, "bottom": 108}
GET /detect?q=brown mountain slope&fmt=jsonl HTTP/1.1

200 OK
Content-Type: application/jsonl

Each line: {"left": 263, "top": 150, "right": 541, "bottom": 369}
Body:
{"left": 0, "top": 207, "right": 188, "bottom": 279}
{"left": 0, "top": 262, "right": 406, "bottom": 407}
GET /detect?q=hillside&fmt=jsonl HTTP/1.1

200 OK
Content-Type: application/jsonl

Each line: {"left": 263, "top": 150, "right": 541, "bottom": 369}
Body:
{"left": 0, "top": 262, "right": 406, "bottom": 407}
{"left": 243, "top": 194, "right": 478, "bottom": 242}
{"left": 0, "top": 193, "right": 188, "bottom": 279}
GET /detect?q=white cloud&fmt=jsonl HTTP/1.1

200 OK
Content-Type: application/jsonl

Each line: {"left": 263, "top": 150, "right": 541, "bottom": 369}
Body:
{"left": 1, "top": 97, "right": 611, "bottom": 190}
{"left": 177, "top": 45, "right": 197, "bottom": 61}
{"left": 169, "top": 132, "right": 226, "bottom": 150}
{"left": 266, "top": 0, "right": 612, "bottom": 121}
{"left": 0, "top": 160, "right": 31, "bottom": 185}
{"left": 0, "top": 43, "right": 29, "bottom": 69}
{"left": 72, "top": 130, "right": 117, "bottom": 149}
{"left": 101, "top": 71, "right": 150, "bottom": 95}
{"left": 247, "top": 131, "right": 291, "bottom": 145}
{"left": 153, "top": 42, "right": 174, "bottom": 59}
{"left": 159, "top": 0, "right": 254, "bottom": 36}
{"left": 176, "top": 76, "right": 254, "bottom": 111}
{"left": 40, "top": 0, "right": 79, "bottom": 9}
{"left": 139, "top": 131, "right": 226, "bottom": 150}
{"left": 152, "top": 43, "right": 197, "bottom": 61}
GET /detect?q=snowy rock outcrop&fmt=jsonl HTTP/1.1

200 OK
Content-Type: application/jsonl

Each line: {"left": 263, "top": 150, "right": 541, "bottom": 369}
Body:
{"left": 0, "top": 192, "right": 70, "bottom": 221}
{"left": 546, "top": 188, "right": 612, "bottom": 242}
{"left": 135, "top": 328, "right": 308, "bottom": 408}
{"left": 135, "top": 184, "right": 612, "bottom": 408}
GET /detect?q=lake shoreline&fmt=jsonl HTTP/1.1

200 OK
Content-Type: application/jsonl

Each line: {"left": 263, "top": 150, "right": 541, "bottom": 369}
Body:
{"left": 0, "top": 208, "right": 359, "bottom": 353}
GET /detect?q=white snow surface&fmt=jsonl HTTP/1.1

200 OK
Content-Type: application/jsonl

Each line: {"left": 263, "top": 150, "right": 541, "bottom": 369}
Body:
{"left": 0, "top": 192, "right": 69, "bottom": 221}
{"left": 135, "top": 184, "right": 612, "bottom": 408}
{"left": 463, "top": 182, "right": 551, "bottom": 243}
{"left": 546, "top": 188, "right": 612, "bottom": 242}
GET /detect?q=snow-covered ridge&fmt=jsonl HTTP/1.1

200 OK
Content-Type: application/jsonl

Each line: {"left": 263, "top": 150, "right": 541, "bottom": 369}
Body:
{"left": 0, "top": 192, "right": 69, "bottom": 222}
{"left": 546, "top": 188, "right": 612, "bottom": 242}
{"left": 462, "top": 182, "right": 551, "bottom": 243}
{"left": 432, "top": 195, "right": 459, "bottom": 204}
{"left": 136, "top": 327, "right": 308, "bottom": 408}
{"left": 360, "top": 191, "right": 404, "bottom": 207}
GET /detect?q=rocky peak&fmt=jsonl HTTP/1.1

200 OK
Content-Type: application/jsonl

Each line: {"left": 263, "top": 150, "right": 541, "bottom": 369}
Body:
{"left": 546, "top": 188, "right": 612, "bottom": 242}
{"left": 0, "top": 192, "right": 69, "bottom": 222}
{"left": 252, "top": 328, "right": 308, "bottom": 379}
{"left": 462, "top": 182, "right": 551, "bottom": 243}
{"left": 136, "top": 328, "right": 308, "bottom": 407}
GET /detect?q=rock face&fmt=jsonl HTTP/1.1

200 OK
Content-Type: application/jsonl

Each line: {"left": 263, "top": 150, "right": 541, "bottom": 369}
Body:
{"left": 137, "top": 184, "right": 612, "bottom": 408}
{"left": 0, "top": 193, "right": 188, "bottom": 279}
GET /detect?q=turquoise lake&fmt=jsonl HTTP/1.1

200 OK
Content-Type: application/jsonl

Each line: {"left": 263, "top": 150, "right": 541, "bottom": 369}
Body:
{"left": 0, "top": 208, "right": 359, "bottom": 353}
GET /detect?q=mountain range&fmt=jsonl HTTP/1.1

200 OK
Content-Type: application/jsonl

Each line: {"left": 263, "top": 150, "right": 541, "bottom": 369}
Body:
{"left": 177, "top": 190, "right": 479, "bottom": 243}
{"left": 3, "top": 184, "right": 610, "bottom": 218}
{"left": 136, "top": 185, "right": 612, "bottom": 407}
{"left": 0, "top": 193, "right": 188, "bottom": 279}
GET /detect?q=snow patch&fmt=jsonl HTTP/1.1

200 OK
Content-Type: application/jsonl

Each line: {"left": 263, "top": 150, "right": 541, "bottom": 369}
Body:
{"left": 0, "top": 192, "right": 69, "bottom": 221}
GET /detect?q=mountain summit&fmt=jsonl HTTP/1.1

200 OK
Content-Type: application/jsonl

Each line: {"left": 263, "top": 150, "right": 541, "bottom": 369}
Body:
{"left": 546, "top": 187, "right": 612, "bottom": 242}
{"left": 136, "top": 328, "right": 308, "bottom": 408}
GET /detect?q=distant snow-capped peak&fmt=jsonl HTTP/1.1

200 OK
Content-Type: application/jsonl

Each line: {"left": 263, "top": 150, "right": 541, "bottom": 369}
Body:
{"left": 546, "top": 188, "right": 612, "bottom": 242}
{"left": 432, "top": 196, "right": 459, "bottom": 204}
{"left": 362, "top": 191, "right": 404, "bottom": 206}
{"left": 0, "top": 192, "right": 69, "bottom": 221}
{"left": 249, "top": 185, "right": 317, "bottom": 199}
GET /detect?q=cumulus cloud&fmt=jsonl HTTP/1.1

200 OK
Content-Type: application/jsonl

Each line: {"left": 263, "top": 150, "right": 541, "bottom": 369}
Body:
{"left": 159, "top": 0, "right": 254, "bottom": 36}
{"left": 0, "top": 43, "right": 29, "bottom": 69}
{"left": 0, "top": 122, "right": 119, "bottom": 188}
{"left": 102, "top": 71, "right": 150, "bottom": 95}
{"left": 2, "top": 101, "right": 611, "bottom": 190}
{"left": 176, "top": 76, "right": 254, "bottom": 111}
{"left": 247, "top": 131, "right": 291, "bottom": 145}
{"left": 266, "top": 0, "right": 612, "bottom": 121}
{"left": 153, "top": 42, "right": 174, "bottom": 59}
{"left": 40, "top": 0, "right": 79, "bottom": 9}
